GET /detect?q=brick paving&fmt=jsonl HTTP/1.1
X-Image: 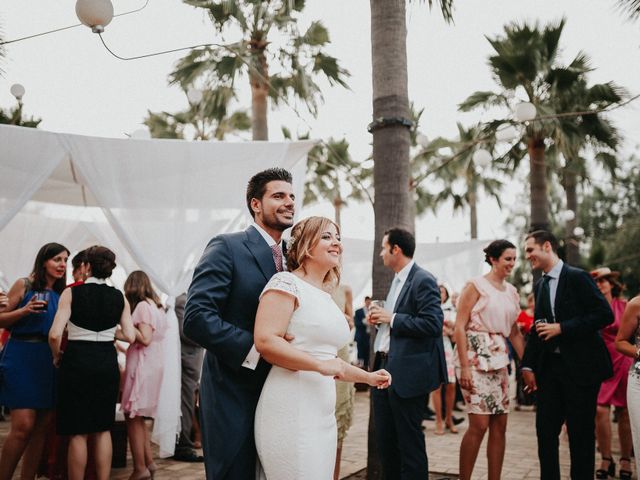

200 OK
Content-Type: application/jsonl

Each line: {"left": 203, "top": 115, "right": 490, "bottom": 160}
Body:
{"left": 0, "top": 391, "right": 635, "bottom": 478}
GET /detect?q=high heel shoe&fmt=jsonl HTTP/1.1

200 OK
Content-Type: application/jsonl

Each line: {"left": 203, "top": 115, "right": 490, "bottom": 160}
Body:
{"left": 595, "top": 457, "right": 615, "bottom": 479}
{"left": 619, "top": 457, "right": 632, "bottom": 480}
{"left": 147, "top": 463, "right": 157, "bottom": 479}
{"left": 445, "top": 421, "right": 459, "bottom": 434}
{"left": 128, "top": 468, "right": 152, "bottom": 480}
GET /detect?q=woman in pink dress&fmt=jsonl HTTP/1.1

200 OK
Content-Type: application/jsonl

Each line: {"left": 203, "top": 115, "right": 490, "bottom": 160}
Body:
{"left": 453, "top": 240, "right": 525, "bottom": 480}
{"left": 122, "top": 271, "right": 168, "bottom": 480}
{"left": 592, "top": 267, "right": 632, "bottom": 480}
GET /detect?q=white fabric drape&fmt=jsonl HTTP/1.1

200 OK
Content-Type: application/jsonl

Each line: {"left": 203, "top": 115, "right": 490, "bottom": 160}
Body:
{"left": 0, "top": 125, "right": 68, "bottom": 231}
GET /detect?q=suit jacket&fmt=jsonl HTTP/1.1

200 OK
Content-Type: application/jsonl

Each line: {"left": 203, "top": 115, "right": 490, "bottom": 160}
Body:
{"left": 184, "top": 226, "right": 276, "bottom": 479}
{"left": 386, "top": 263, "right": 447, "bottom": 398}
{"left": 521, "top": 263, "right": 614, "bottom": 386}
{"left": 354, "top": 307, "right": 368, "bottom": 340}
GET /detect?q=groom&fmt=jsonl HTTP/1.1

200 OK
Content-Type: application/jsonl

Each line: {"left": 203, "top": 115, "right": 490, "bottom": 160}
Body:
{"left": 369, "top": 227, "right": 447, "bottom": 479}
{"left": 184, "top": 168, "right": 295, "bottom": 480}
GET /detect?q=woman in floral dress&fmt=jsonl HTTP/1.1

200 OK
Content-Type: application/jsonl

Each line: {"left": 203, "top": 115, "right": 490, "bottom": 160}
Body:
{"left": 453, "top": 240, "right": 525, "bottom": 480}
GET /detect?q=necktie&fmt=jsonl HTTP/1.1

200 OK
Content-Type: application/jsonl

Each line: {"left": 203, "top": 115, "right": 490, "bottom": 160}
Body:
{"left": 538, "top": 275, "right": 553, "bottom": 322}
{"left": 271, "top": 244, "right": 284, "bottom": 273}
{"left": 374, "top": 276, "right": 401, "bottom": 353}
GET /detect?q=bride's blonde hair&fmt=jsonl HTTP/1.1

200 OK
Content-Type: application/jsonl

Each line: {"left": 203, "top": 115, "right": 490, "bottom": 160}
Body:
{"left": 286, "top": 216, "right": 341, "bottom": 288}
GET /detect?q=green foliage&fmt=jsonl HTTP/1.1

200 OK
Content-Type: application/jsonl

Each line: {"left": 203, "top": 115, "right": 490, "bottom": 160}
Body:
{"left": 0, "top": 104, "right": 41, "bottom": 128}
{"left": 172, "top": 1, "right": 349, "bottom": 119}
{"left": 143, "top": 87, "right": 250, "bottom": 140}
{"left": 579, "top": 161, "right": 640, "bottom": 295}
{"left": 616, "top": 0, "right": 640, "bottom": 19}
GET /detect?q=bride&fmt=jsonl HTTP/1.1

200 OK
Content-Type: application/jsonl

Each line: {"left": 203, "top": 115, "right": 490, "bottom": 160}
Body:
{"left": 254, "top": 216, "right": 391, "bottom": 479}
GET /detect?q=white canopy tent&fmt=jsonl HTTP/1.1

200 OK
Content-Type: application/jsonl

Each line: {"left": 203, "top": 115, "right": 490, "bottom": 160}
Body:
{"left": 0, "top": 124, "right": 314, "bottom": 456}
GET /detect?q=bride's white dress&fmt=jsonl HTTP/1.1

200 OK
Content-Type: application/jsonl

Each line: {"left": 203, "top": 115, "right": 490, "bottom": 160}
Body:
{"left": 255, "top": 272, "right": 351, "bottom": 479}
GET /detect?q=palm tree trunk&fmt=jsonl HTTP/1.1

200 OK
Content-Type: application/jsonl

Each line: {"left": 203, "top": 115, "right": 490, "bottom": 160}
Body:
{"left": 250, "top": 48, "right": 269, "bottom": 140}
{"left": 528, "top": 137, "right": 549, "bottom": 232}
{"left": 469, "top": 190, "right": 478, "bottom": 240}
{"left": 333, "top": 196, "right": 343, "bottom": 228}
{"left": 369, "top": 1, "right": 412, "bottom": 478}
{"left": 563, "top": 168, "right": 580, "bottom": 265}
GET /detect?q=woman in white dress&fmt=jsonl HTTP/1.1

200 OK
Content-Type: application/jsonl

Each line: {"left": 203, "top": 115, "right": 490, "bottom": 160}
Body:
{"left": 254, "top": 216, "right": 391, "bottom": 480}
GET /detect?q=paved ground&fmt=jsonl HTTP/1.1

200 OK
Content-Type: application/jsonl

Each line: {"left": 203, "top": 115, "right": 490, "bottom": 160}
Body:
{"left": 0, "top": 391, "right": 635, "bottom": 479}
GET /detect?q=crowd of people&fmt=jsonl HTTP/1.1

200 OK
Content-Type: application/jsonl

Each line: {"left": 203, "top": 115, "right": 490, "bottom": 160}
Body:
{"left": 0, "top": 166, "right": 639, "bottom": 480}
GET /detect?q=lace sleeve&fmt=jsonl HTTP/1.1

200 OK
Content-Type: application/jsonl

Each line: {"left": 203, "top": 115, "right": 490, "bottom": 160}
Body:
{"left": 260, "top": 272, "right": 300, "bottom": 306}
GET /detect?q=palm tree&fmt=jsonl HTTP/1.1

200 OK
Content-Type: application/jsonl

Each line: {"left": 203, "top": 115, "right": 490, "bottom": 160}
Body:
{"left": 301, "top": 137, "right": 368, "bottom": 228}
{"left": 144, "top": 87, "right": 250, "bottom": 140}
{"left": 459, "top": 19, "right": 616, "bottom": 236}
{"left": 170, "top": 1, "right": 349, "bottom": 140}
{"left": 616, "top": 0, "right": 640, "bottom": 19}
{"left": 412, "top": 123, "right": 504, "bottom": 239}
{"left": 368, "top": 3, "right": 452, "bottom": 476}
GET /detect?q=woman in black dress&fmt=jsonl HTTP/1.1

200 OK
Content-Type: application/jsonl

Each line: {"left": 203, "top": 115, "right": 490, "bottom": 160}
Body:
{"left": 49, "top": 246, "right": 135, "bottom": 480}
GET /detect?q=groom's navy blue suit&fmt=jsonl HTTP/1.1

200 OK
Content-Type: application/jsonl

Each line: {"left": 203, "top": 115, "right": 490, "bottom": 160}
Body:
{"left": 372, "top": 263, "right": 447, "bottom": 480}
{"left": 184, "top": 226, "right": 276, "bottom": 480}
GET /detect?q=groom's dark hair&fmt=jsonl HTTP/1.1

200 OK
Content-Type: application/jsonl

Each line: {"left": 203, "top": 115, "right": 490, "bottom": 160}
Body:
{"left": 246, "top": 168, "right": 293, "bottom": 219}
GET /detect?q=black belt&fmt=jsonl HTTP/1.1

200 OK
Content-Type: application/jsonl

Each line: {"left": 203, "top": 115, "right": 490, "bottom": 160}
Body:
{"left": 11, "top": 333, "right": 48, "bottom": 343}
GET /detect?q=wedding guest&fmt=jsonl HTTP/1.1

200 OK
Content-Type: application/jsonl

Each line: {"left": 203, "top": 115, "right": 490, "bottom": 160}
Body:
{"left": 454, "top": 239, "right": 525, "bottom": 480}
{"left": 432, "top": 284, "right": 458, "bottom": 435}
{"left": 254, "top": 216, "right": 391, "bottom": 478}
{"left": 616, "top": 295, "right": 640, "bottom": 479}
{"left": 592, "top": 268, "right": 632, "bottom": 479}
{"left": 173, "top": 293, "right": 205, "bottom": 463}
{"left": 521, "top": 230, "right": 613, "bottom": 480}
{"left": 0, "top": 243, "right": 69, "bottom": 480}
{"left": 514, "top": 293, "right": 536, "bottom": 409}
{"left": 49, "top": 246, "right": 136, "bottom": 480}
{"left": 122, "top": 271, "right": 168, "bottom": 480}
{"left": 353, "top": 296, "right": 371, "bottom": 369}
{"left": 331, "top": 283, "right": 355, "bottom": 480}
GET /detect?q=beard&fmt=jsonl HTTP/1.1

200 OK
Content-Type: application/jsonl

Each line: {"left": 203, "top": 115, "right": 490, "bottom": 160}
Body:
{"left": 263, "top": 210, "right": 294, "bottom": 232}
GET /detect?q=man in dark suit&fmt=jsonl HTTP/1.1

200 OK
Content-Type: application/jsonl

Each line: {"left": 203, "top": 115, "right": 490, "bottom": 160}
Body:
{"left": 173, "top": 292, "right": 205, "bottom": 462}
{"left": 354, "top": 296, "right": 371, "bottom": 369}
{"left": 521, "top": 230, "right": 613, "bottom": 480}
{"left": 368, "top": 227, "right": 447, "bottom": 479}
{"left": 184, "top": 168, "right": 295, "bottom": 480}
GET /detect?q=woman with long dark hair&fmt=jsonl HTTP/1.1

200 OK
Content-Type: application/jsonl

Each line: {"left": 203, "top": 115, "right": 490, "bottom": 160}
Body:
{"left": 122, "top": 270, "right": 168, "bottom": 480}
{"left": 49, "top": 246, "right": 135, "bottom": 480}
{"left": 0, "top": 243, "right": 69, "bottom": 480}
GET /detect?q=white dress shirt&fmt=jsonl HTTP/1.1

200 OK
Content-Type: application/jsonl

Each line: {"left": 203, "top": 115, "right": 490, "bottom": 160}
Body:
{"left": 543, "top": 259, "right": 564, "bottom": 319}
{"left": 375, "top": 260, "right": 414, "bottom": 354}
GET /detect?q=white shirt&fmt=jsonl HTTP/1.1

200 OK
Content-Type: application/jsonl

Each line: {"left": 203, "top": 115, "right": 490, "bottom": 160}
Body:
{"left": 543, "top": 260, "right": 564, "bottom": 319}
{"left": 375, "top": 260, "right": 415, "bottom": 354}
{"left": 242, "top": 223, "right": 285, "bottom": 370}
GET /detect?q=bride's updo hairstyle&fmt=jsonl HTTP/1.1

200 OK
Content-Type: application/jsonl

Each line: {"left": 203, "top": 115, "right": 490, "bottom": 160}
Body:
{"left": 286, "top": 216, "right": 341, "bottom": 288}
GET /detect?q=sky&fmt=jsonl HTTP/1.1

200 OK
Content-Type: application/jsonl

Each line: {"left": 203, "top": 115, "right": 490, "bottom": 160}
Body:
{"left": 1, "top": 0, "right": 639, "bottom": 244}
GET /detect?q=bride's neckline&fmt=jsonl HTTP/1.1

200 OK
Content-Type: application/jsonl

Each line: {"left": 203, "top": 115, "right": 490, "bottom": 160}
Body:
{"left": 288, "top": 272, "right": 331, "bottom": 296}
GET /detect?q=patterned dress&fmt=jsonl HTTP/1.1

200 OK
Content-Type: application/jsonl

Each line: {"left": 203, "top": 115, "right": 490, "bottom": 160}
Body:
{"left": 453, "top": 276, "right": 520, "bottom": 414}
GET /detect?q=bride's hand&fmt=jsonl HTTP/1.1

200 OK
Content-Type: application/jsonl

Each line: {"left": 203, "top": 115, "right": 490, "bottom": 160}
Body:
{"left": 368, "top": 369, "right": 391, "bottom": 389}
{"left": 317, "top": 358, "right": 347, "bottom": 379}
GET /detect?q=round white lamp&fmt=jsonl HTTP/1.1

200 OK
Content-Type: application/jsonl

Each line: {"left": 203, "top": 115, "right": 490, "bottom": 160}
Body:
{"left": 514, "top": 102, "right": 537, "bottom": 123}
{"left": 451, "top": 180, "right": 466, "bottom": 197}
{"left": 130, "top": 128, "right": 151, "bottom": 140}
{"left": 561, "top": 210, "right": 576, "bottom": 222}
{"left": 513, "top": 216, "right": 527, "bottom": 229}
{"left": 472, "top": 148, "right": 492, "bottom": 168}
{"left": 10, "top": 84, "right": 25, "bottom": 101}
{"left": 416, "top": 132, "right": 429, "bottom": 148}
{"left": 76, "top": 0, "right": 114, "bottom": 33}
{"left": 495, "top": 124, "right": 519, "bottom": 142}
{"left": 573, "top": 226, "right": 585, "bottom": 237}
{"left": 187, "top": 87, "right": 204, "bottom": 105}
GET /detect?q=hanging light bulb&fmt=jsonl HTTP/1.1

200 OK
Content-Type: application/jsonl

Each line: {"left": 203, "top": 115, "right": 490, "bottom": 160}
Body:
{"left": 513, "top": 216, "right": 527, "bottom": 229}
{"left": 130, "top": 128, "right": 151, "bottom": 140}
{"left": 187, "top": 87, "right": 204, "bottom": 105}
{"left": 514, "top": 102, "right": 537, "bottom": 122}
{"left": 416, "top": 132, "right": 430, "bottom": 148}
{"left": 76, "top": 0, "right": 114, "bottom": 33}
{"left": 495, "top": 124, "right": 520, "bottom": 142}
{"left": 10, "top": 84, "right": 25, "bottom": 101}
{"left": 573, "top": 226, "right": 585, "bottom": 237}
{"left": 472, "top": 148, "right": 492, "bottom": 169}
{"left": 561, "top": 210, "right": 576, "bottom": 222}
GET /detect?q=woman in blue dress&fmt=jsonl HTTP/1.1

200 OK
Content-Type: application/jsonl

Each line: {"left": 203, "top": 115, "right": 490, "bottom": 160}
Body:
{"left": 0, "top": 243, "right": 69, "bottom": 480}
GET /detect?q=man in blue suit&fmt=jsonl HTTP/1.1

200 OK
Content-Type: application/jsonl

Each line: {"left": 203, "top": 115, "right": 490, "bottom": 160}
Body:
{"left": 184, "top": 168, "right": 295, "bottom": 480}
{"left": 353, "top": 296, "right": 371, "bottom": 369}
{"left": 369, "top": 227, "right": 447, "bottom": 479}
